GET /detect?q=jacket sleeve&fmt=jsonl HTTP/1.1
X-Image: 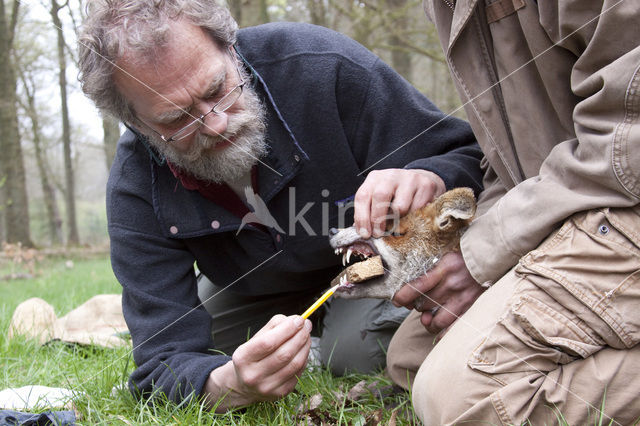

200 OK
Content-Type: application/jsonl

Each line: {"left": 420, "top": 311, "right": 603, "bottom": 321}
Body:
{"left": 107, "top": 144, "right": 230, "bottom": 403}
{"left": 461, "top": 1, "right": 640, "bottom": 285}
{"left": 344, "top": 56, "right": 484, "bottom": 194}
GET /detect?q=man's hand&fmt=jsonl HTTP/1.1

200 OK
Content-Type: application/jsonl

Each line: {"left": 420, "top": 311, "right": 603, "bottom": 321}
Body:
{"left": 354, "top": 169, "right": 446, "bottom": 238}
{"left": 204, "top": 314, "right": 311, "bottom": 411}
{"left": 392, "top": 251, "right": 484, "bottom": 335}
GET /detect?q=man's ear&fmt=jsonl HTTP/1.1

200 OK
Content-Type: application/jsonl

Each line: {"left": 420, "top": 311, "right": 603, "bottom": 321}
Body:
{"left": 434, "top": 188, "right": 476, "bottom": 230}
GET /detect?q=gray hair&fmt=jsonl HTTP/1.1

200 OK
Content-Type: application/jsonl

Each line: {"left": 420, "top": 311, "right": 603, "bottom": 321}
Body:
{"left": 78, "top": 0, "right": 238, "bottom": 123}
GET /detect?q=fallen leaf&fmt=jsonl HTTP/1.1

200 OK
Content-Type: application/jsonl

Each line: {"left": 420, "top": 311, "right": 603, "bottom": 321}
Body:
{"left": 347, "top": 380, "right": 368, "bottom": 402}
{"left": 366, "top": 381, "right": 403, "bottom": 401}
{"left": 364, "top": 409, "right": 383, "bottom": 425}
{"left": 297, "top": 393, "right": 323, "bottom": 413}
{"left": 331, "top": 389, "right": 345, "bottom": 401}
{"left": 388, "top": 409, "right": 398, "bottom": 426}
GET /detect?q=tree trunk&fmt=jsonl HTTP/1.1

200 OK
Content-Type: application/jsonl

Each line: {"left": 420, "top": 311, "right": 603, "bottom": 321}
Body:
{"left": 334, "top": 1, "right": 371, "bottom": 48}
{"left": 35, "top": 132, "right": 64, "bottom": 246}
{"left": 390, "top": 37, "right": 412, "bottom": 81}
{"left": 235, "top": 0, "right": 270, "bottom": 27}
{"left": 0, "top": 163, "right": 5, "bottom": 243}
{"left": 227, "top": 0, "right": 242, "bottom": 27}
{"left": 21, "top": 72, "right": 63, "bottom": 245}
{"left": 51, "top": 0, "right": 79, "bottom": 245}
{"left": 308, "top": 0, "right": 327, "bottom": 27}
{"left": 102, "top": 115, "right": 120, "bottom": 171}
{"left": 387, "top": 0, "right": 412, "bottom": 81}
{"left": 258, "top": 0, "right": 270, "bottom": 24}
{"left": 0, "top": 0, "right": 33, "bottom": 247}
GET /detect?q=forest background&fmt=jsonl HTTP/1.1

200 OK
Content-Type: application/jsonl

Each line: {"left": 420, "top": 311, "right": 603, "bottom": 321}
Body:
{"left": 0, "top": 0, "right": 463, "bottom": 253}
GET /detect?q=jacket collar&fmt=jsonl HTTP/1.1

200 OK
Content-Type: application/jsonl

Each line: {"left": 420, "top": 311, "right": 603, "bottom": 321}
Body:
{"left": 447, "top": 0, "right": 481, "bottom": 51}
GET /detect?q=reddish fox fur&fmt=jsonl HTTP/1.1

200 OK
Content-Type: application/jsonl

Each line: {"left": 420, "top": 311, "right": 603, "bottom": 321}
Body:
{"left": 330, "top": 188, "right": 476, "bottom": 305}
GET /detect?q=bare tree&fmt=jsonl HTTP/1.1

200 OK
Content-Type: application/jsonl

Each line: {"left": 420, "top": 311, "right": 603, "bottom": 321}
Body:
{"left": 258, "top": 0, "right": 270, "bottom": 24}
{"left": 0, "top": 0, "right": 33, "bottom": 247}
{"left": 386, "top": 0, "right": 412, "bottom": 80}
{"left": 51, "top": 0, "right": 79, "bottom": 245}
{"left": 227, "top": 0, "right": 243, "bottom": 26}
{"left": 65, "top": 0, "right": 119, "bottom": 176}
{"left": 102, "top": 115, "right": 120, "bottom": 170}
{"left": 18, "top": 69, "right": 63, "bottom": 245}
{"left": 0, "top": 163, "right": 5, "bottom": 243}
{"left": 307, "top": 0, "right": 327, "bottom": 26}
{"left": 227, "top": 0, "right": 271, "bottom": 27}
{"left": 328, "top": 0, "right": 374, "bottom": 47}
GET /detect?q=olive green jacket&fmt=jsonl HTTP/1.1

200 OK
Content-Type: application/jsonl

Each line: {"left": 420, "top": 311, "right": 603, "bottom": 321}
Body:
{"left": 424, "top": 0, "right": 640, "bottom": 285}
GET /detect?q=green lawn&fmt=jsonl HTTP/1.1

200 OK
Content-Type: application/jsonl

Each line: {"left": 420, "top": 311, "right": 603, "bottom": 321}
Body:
{"left": 1, "top": 255, "right": 415, "bottom": 425}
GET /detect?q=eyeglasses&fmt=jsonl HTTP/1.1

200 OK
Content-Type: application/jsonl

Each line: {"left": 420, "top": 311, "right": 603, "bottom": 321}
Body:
{"left": 140, "top": 47, "right": 245, "bottom": 143}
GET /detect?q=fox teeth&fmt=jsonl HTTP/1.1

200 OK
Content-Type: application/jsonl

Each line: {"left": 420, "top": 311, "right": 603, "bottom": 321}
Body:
{"left": 346, "top": 248, "right": 353, "bottom": 264}
{"left": 340, "top": 275, "right": 348, "bottom": 286}
{"left": 342, "top": 252, "right": 347, "bottom": 266}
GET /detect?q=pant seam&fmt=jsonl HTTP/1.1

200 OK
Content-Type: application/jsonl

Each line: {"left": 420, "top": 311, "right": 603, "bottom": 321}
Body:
{"left": 595, "top": 269, "right": 640, "bottom": 305}
{"left": 474, "top": 368, "right": 508, "bottom": 387}
{"left": 469, "top": 336, "right": 493, "bottom": 365}
{"left": 490, "top": 391, "right": 514, "bottom": 425}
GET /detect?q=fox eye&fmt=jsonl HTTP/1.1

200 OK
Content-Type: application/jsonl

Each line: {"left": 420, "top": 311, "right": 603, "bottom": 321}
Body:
{"left": 387, "top": 220, "right": 408, "bottom": 237}
{"left": 389, "top": 229, "right": 405, "bottom": 237}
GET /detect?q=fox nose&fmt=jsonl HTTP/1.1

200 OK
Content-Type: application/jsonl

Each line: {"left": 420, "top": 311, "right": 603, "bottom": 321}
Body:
{"left": 329, "top": 227, "right": 339, "bottom": 237}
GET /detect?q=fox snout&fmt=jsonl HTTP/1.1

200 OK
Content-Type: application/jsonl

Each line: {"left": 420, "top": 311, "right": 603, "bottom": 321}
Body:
{"left": 329, "top": 188, "right": 476, "bottom": 302}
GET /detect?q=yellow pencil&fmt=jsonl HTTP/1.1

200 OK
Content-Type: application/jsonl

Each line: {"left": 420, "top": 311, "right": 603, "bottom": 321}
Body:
{"left": 301, "top": 284, "right": 340, "bottom": 319}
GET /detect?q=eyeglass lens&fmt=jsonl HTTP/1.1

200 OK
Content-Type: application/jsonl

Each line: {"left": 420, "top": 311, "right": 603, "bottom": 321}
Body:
{"left": 169, "top": 84, "right": 243, "bottom": 142}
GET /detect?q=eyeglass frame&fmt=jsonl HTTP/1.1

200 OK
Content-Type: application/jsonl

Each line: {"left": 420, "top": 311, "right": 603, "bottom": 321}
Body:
{"left": 134, "top": 46, "right": 245, "bottom": 144}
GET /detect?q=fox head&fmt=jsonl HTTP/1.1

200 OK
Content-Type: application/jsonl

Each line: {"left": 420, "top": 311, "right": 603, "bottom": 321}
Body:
{"left": 329, "top": 187, "right": 476, "bottom": 301}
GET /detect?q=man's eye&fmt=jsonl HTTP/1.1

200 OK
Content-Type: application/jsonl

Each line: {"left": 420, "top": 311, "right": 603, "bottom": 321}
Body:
{"left": 168, "top": 114, "right": 189, "bottom": 128}
{"left": 207, "top": 90, "right": 222, "bottom": 102}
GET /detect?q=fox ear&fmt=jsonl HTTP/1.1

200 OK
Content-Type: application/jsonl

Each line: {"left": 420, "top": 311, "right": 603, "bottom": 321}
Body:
{"left": 434, "top": 188, "right": 476, "bottom": 230}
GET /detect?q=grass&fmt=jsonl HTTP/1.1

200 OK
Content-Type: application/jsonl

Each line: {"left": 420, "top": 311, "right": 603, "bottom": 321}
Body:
{"left": 1, "top": 255, "right": 416, "bottom": 425}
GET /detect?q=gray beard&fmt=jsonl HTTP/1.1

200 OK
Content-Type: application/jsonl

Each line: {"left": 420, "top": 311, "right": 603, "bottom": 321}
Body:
{"left": 150, "top": 85, "right": 268, "bottom": 184}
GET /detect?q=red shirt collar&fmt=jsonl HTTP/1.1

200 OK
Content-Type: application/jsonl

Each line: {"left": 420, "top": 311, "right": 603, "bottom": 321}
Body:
{"left": 167, "top": 162, "right": 260, "bottom": 221}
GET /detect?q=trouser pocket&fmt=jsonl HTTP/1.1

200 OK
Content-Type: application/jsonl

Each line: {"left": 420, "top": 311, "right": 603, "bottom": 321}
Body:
{"left": 469, "top": 207, "right": 640, "bottom": 376}
{"left": 518, "top": 208, "right": 640, "bottom": 351}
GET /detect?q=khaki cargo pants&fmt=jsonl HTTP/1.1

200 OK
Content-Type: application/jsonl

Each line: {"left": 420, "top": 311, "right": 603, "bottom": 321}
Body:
{"left": 387, "top": 207, "right": 640, "bottom": 425}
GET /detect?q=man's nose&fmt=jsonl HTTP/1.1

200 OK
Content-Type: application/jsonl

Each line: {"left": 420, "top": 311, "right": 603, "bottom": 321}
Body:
{"left": 199, "top": 111, "right": 228, "bottom": 138}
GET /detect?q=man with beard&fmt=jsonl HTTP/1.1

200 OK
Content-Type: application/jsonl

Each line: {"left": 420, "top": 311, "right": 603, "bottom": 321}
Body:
{"left": 78, "top": 0, "right": 483, "bottom": 410}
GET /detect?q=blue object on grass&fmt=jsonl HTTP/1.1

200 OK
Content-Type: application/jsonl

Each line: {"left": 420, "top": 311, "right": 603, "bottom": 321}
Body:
{"left": 0, "top": 410, "right": 75, "bottom": 426}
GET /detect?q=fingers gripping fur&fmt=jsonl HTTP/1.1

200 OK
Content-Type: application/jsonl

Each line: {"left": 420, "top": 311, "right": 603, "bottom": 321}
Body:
{"left": 329, "top": 188, "right": 477, "bottom": 302}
